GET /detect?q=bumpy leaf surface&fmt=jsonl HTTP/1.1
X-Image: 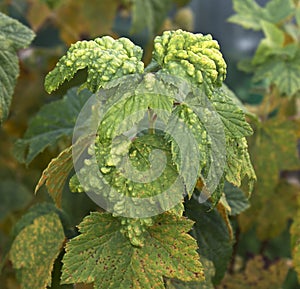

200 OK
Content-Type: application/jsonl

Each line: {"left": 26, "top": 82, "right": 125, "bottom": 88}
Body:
{"left": 229, "top": 0, "right": 295, "bottom": 31}
{"left": 185, "top": 198, "right": 233, "bottom": 284}
{"left": 45, "top": 36, "right": 144, "bottom": 93}
{"left": 9, "top": 213, "right": 65, "bottom": 289}
{"left": 165, "top": 104, "right": 208, "bottom": 197}
{"left": 14, "top": 87, "right": 91, "bottom": 164}
{"left": 0, "top": 12, "right": 35, "bottom": 123}
{"left": 61, "top": 212, "right": 204, "bottom": 289}
{"left": 153, "top": 30, "right": 227, "bottom": 96}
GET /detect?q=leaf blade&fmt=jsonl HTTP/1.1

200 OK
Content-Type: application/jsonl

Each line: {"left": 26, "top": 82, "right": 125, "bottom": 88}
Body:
{"left": 61, "top": 212, "right": 204, "bottom": 288}
{"left": 9, "top": 212, "right": 65, "bottom": 289}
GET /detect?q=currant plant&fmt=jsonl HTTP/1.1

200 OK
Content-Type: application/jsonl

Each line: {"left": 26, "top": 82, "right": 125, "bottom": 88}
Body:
{"left": 10, "top": 29, "right": 256, "bottom": 289}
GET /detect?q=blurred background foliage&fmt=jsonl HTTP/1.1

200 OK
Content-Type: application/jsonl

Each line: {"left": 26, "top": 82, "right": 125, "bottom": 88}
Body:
{"left": 1, "top": 0, "right": 300, "bottom": 288}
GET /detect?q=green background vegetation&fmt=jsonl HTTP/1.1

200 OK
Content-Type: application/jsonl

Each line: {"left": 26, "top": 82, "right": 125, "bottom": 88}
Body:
{"left": 1, "top": 0, "right": 300, "bottom": 288}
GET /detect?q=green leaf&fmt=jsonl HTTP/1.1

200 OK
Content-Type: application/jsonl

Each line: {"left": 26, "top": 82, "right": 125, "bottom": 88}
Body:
{"left": 14, "top": 87, "right": 91, "bottom": 164}
{"left": 228, "top": 0, "right": 295, "bottom": 31}
{"left": 211, "top": 86, "right": 253, "bottom": 138}
{"left": 252, "top": 21, "right": 284, "bottom": 64}
{"left": 9, "top": 212, "right": 65, "bottom": 289}
{"left": 97, "top": 76, "right": 173, "bottom": 139}
{"left": 253, "top": 51, "right": 300, "bottom": 96}
{"left": 45, "top": 36, "right": 144, "bottom": 93}
{"left": 224, "top": 182, "right": 250, "bottom": 216}
{"left": 228, "top": 0, "right": 266, "bottom": 30}
{"left": 291, "top": 198, "right": 300, "bottom": 280}
{"left": 185, "top": 84, "right": 255, "bottom": 197}
{"left": 0, "top": 180, "right": 32, "bottom": 220}
{"left": 153, "top": 30, "right": 227, "bottom": 96}
{"left": 185, "top": 198, "right": 233, "bottom": 284}
{"left": 0, "top": 12, "right": 35, "bottom": 123}
{"left": 252, "top": 21, "right": 298, "bottom": 65}
{"left": 218, "top": 256, "right": 289, "bottom": 289}
{"left": 264, "top": 0, "right": 295, "bottom": 24}
{"left": 165, "top": 104, "right": 209, "bottom": 197}
{"left": 131, "top": 0, "right": 173, "bottom": 36}
{"left": 0, "top": 12, "right": 35, "bottom": 50}
{"left": 88, "top": 132, "right": 185, "bottom": 217}
{"left": 61, "top": 212, "right": 204, "bottom": 288}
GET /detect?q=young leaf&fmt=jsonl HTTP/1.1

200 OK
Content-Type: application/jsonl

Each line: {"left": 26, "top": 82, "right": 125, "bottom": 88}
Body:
{"left": 131, "top": 0, "right": 173, "bottom": 36}
{"left": 45, "top": 37, "right": 144, "bottom": 93}
{"left": 0, "top": 12, "right": 35, "bottom": 123}
{"left": 9, "top": 212, "right": 65, "bottom": 289}
{"left": 153, "top": 30, "right": 227, "bottom": 96}
{"left": 185, "top": 198, "right": 233, "bottom": 284}
{"left": 14, "top": 87, "right": 91, "bottom": 164}
{"left": 61, "top": 212, "right": 204, "bottom": 288}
